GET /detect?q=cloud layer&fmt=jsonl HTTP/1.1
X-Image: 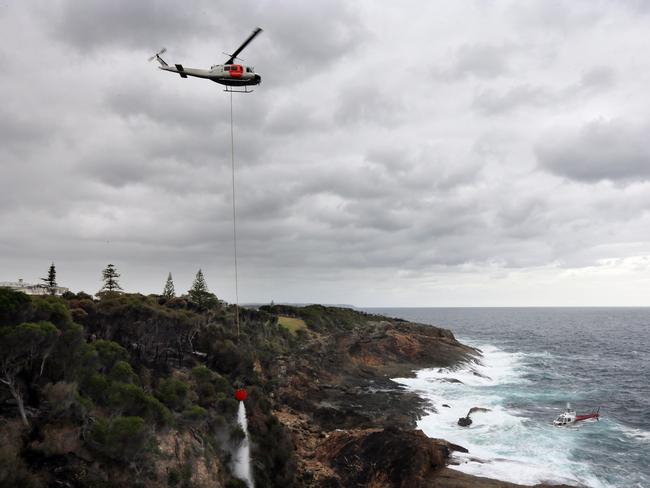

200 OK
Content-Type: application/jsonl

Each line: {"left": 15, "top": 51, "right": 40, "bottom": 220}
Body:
{"left": 3, "top": 1, "right": 650, "bottom": 305}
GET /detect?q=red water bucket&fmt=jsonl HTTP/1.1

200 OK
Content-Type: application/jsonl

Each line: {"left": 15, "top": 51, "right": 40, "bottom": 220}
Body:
{"left": 234, "top": 388, "right": 247, "bottom": 402}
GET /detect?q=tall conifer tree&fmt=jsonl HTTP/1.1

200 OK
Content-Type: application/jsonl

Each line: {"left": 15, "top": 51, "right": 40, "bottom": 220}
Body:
{"left": 101, "top": 264, "right": 122, "bottom": 292}
{"left": 41, "top": 262, "right": 57, "bottom": 295}
{"left": 163, "top": 272, "right": 175, "bottom": 298}
{"left": 188, "top": 269, "right": 217, "bottom": 308}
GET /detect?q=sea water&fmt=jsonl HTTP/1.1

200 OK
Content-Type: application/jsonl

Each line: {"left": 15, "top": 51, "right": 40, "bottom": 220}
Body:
{"left": 364, "top": 307, "right": 650, "bottom": 488}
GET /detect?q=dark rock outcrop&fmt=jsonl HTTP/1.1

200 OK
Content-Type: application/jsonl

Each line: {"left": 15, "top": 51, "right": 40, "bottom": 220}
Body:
{"left": 457, "top": 416, "right": 472, "bottom": 427}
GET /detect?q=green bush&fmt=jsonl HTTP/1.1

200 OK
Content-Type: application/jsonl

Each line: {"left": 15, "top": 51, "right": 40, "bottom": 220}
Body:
{"left": 182, "top": 405, "right": 207, "bottom": 423}
{"left": 0, "top": 288, "right": 30, "bottom": 326}
{"left": 109, "top": 360, "right": 136, "bottom": 384}
{"left": 217, "top": 395, "right": 238, "bottom": 416}
{"left": 88, "top": 416, "right": 151, "bottom": 462}
{"left": 190, "top": 365, "right": 213, "bottom": 383}
{"left": 81, "top": 372, "right": 109, "bottom": 404}
{"left": 31, "top": 295, "right": 72, "bottom": 327}
{"left": 156, "top": 378, "right": 189, "bottom": 411}
{"left": 92, "top": 340, "right": 129, "bottom": 372}
{"left": 108, "top": 382, "right": 172, "bottom": 426}
{"left": 195, "top": 382, "right": 217, "bottom": 407}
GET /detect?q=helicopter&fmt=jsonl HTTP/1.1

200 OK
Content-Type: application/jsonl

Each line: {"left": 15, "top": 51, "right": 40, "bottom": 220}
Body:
{"left": 149, "top": 27, "right": 262, "bottom": 92}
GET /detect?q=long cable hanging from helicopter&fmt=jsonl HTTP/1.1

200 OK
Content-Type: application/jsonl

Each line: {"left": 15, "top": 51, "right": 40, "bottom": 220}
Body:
{"left": 229, "top": 90, "right": 241, "bottom": 338}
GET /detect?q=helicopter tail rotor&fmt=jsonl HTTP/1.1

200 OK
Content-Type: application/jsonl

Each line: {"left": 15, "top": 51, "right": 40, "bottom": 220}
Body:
{"left": 148, "top": 48, "right": 168, "bottom": 65}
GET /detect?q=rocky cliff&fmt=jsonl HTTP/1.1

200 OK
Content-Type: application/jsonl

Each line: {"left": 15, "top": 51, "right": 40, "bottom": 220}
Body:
{"left": 260, "top": 304, "right": 575, "bottom": 488}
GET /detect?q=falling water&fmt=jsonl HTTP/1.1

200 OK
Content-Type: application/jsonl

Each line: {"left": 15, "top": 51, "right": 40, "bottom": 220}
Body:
{"left": 233, "top": 402, "right": 254, "bottom": 487}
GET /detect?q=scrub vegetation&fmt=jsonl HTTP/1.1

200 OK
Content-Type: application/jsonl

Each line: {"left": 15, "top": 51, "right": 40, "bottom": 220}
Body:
{"left": 0, "top": 287, "right": 298, "bottom": 488}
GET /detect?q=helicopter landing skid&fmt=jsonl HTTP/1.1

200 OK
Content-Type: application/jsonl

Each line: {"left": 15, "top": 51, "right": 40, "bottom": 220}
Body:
{"left": 224, "top": 86, "right": 254, "bottom": 93}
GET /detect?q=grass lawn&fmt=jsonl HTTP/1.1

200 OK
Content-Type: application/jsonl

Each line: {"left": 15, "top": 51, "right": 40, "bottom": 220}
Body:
{"left": 278, "top": 316, "right": 308, "bottom": 334}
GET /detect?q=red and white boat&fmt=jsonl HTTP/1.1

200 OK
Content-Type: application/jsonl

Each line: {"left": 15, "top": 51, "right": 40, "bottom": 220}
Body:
{"left": 553, "top": 403, "right": 600, "bottom": 426}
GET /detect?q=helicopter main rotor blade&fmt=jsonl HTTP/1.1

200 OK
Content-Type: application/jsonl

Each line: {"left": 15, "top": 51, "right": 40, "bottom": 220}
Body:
{"left": 225, "top": 27, "right": 262, "bottom": 65}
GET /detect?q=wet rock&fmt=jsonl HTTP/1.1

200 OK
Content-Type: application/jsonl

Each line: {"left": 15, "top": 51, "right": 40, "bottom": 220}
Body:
{"left": 317, "top": 427, "right": 466, "bottom": 488}
{"left": 457, "top": 416, "right": 472, "bottom": 427}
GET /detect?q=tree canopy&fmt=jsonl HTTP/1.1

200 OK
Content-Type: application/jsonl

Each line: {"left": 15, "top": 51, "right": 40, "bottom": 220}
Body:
{"left": 101, "top": 264, "right": 122, "bottom": 293}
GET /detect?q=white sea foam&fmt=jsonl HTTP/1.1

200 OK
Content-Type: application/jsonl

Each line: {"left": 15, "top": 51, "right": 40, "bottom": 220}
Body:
{"left": 618, "top": 424, "right": 650, "bottom": 443}
{"left": 394, "top": 344, "right": 612, "bottom": 488}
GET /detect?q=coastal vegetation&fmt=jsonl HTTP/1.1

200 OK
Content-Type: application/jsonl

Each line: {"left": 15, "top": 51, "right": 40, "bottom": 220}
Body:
{"left": 0, "top": 287, "right": 297, "bottom": 487}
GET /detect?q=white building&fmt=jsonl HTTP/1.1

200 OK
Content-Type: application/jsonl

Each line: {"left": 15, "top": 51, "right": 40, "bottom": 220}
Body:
{"left": 0, "top": 278, "right": 69, "bottom": 296}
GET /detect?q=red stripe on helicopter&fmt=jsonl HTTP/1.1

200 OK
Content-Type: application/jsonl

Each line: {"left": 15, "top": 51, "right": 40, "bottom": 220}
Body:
{"left": 575, "top": 413, "right": 599, "bottom": 421}
{"left": 230, "top": 64, "right": 243, "bottom": 78}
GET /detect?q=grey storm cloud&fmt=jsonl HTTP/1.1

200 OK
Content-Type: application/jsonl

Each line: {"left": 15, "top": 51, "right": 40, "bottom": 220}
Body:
{"left": 446, "top": 43, "right": 514, "bottom": 79}
{"left": 472, "top": 67, "right": 616, "bottom": 115}
{"left": 536, "top": 120, "right": 650, "bottom": 183}
{"left": 49, "top": 0, "right": 217, "bottom": 50}
{"left": 4, "top": 1, "right": 650, "bottom": 305}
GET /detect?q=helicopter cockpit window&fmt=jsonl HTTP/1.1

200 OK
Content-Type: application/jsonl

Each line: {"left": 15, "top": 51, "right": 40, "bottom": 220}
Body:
{"left": 224, "top": 66, "right": 231, "bottom": 71}
{"left": 246, "top": 67, "right": 253, "bottom": 73}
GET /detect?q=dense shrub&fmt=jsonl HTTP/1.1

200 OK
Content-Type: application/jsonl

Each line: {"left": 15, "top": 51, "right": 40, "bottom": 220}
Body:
{"left": 182, "top": 405, "right": 207, "bottom": 423}
{"left": 109, "top": 360, "right": 136, "bottom": 384}
{"left": 155, "top": 378, "right": 188, "bottom": 411}
{"left": 0, "top": 288, "right": 31, "bottom": 326}
{"left": 80, "top": 372, "right": 109, "bottom": 404}
{"left": 88, "top": 416, "right": 151, "bottom": 462}
{"left": 92, "top": 340, "right": 129, "bottom": 372}
{"left": 107, "top": 382, "right": 172, "bottom": 426}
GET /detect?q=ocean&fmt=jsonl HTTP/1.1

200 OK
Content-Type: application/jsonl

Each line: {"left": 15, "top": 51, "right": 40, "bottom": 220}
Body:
{"left": 363, "top": 307, "right": 650, "bottom": 488}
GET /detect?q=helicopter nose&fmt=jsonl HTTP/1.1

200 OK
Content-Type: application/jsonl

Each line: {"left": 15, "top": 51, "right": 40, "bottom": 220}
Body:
{"left": 254, "top": 74, "right": 261, "bottom": 84}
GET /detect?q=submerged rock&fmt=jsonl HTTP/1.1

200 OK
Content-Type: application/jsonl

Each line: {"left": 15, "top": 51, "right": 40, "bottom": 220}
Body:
{"left": 457, "top": 416, "right": 472, "bottom": 427}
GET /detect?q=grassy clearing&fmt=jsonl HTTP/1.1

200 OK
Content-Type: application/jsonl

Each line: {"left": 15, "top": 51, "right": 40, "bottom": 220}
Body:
{"left": 278, "top": 316, "right": 307, "bottom": 334}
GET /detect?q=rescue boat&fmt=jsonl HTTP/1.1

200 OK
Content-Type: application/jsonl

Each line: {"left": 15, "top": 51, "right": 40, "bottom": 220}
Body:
{"left": 553, "top": 403, "right": 600, "bottom": 426}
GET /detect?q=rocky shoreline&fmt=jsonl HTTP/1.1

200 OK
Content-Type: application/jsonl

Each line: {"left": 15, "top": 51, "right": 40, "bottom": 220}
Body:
{"left": 262, "top": 305, "right": 576, "bottom": 488}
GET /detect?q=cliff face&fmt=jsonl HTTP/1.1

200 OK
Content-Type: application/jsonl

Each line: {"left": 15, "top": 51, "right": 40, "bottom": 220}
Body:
{"left": 261, "top": 305, "right": 574, "bottom": 488}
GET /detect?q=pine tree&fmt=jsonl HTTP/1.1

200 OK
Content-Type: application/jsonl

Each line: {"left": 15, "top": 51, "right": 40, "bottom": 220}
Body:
{"left": 101, "top": 264, "right": 123, "bottom": 292}
{"left": 188, "top": 269, "right": 217, "bottom": 309}
{"left": 162, "top": 272, "right": 175, "bottom": 298}
{"left": 41, "top": 262, "right": 57, "bottom": 295}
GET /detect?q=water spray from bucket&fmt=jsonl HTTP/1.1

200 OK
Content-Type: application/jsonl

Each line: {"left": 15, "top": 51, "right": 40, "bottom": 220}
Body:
{"left": 233, "top": 399, "right": 254, "bottom": 487}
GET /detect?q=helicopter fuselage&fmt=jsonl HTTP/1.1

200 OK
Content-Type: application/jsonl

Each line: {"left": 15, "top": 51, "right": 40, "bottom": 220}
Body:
{"left": 159, "top": 63, "right": 261, "bottom": 86}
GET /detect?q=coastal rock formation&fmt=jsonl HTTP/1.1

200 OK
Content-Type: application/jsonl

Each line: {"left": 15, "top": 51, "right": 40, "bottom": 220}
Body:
{"left": 262, "top": 305, "right": 575, "bottom": 488}
{"left": 317, "top": 427, "right": 467, "bottom": 488}
{"left": 457, "top": 416, "right": 472, "bottom": 427}
{"left": 458, "top": 406, "right": 492, "bottom": 426}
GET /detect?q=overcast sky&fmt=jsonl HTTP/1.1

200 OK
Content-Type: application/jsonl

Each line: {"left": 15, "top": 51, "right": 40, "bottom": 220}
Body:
{"left": 3, "top": 0, "right": 650, "bottom": 306}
